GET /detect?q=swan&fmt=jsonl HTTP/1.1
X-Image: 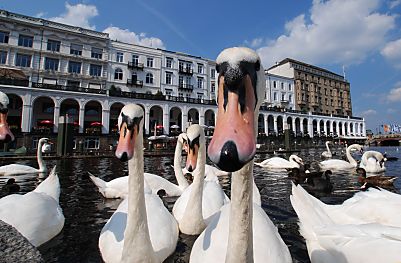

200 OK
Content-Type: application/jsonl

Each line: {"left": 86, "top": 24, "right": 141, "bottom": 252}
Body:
{"left": 99, "top": 104, "right": 178, "bottom": 263}
{"left": 321, "top": 141, "right": 332, "bottom": 158}
{"left": 0, "top": 138, "right": 51, "bottom": 176}
{"left": 0, "top": 91, "right": 15, "bottom": 142}
{"left": 89, "top": 133, "right": 189, "bottom": 198}
{"left": 190, "top": 47, "right": 292, "bottom": 263}
{"left": 254, "top": 154, "right": 303, "bottom": 169}
{"left": 290, "top": 183, "right": 401, "bottom": 262}
{"left": 319, "top": 144, "right": 362, "bottom": 171}
{"left": 360, "top": 150, "right": 386, "bottom": 173}
{"left": 172, "top": 124, "right": 228, "bottom": 235}
{"left": 0, "top": 166, "right": 64, "bottom": 246}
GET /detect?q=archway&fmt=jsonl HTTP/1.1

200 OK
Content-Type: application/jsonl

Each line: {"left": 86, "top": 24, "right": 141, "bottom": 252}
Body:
{"left": 110, "top": 102, "right": 124, "bottom": 134}
{"left": 84, "top": 101, "right": 102, "bottom": 134}
{"left": 267, "top": 115, "right": 274, "bottom": 136}
{"left": 302, "top": 119, "right": 308, "bottom": 136}
{"left": 204, "top": 109, "right": 215, "bottom": 136}
{"left": 32, "top": 96, "right": 54, "bottom": 134}
{"left": 188, "top": 108, "right": 199, "bottom": 126}
{"left": 276, "top": 115, "right": 283, "bottom": 135}
{"left": 60, "top": 99, "right": 80, "bottom": 132}
{"left": 6, "top": 93, "right": 23, "bottom": 135}
{"left": 312, "top": 119, "right": 318, "bottom": 136}
{"left": 258, "top": 114, "right": 265, "bottom": 136}
{"left": 319, "top": 120, "right": 325, "bottom": 136}
{"left": 295, "top": 117, "right": 301, "bottom": 136}
{"left": 169, "top": 107, "right": 182, "bottom": 135}
{"left": 150, "top": 105, "right": 163, "bottom": 135}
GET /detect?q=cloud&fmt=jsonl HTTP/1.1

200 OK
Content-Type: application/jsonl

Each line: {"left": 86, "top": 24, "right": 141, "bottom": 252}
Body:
{"left": 386, "top": 86, "right": 401, "bottom": 102}
{"left": 389, "top": 0, "right": 401, "bottom": 9}
{"left": 36, "top": 12, "right": 46, "bottom": 18}
{"left": 360, "top": 109, "right": 377, "bottom": 117}
{"left": 244, "top": 38, "right": 264, "bottom": 49}
{"left": 381, "top": 38, "right": 401, "bottom": 68}
{"left": 49, "top": 3, "right": 98, "bottom": 29}
{"left": 103, "top": 26, "right": 165, "bottom": 49}
{"left": 255, "top": 0, "right": 396, "bottom": 68}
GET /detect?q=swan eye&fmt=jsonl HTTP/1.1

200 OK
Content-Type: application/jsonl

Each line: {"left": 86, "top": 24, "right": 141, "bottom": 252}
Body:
{"left": 123, "top": 127, "right": 127, "bottom": 137}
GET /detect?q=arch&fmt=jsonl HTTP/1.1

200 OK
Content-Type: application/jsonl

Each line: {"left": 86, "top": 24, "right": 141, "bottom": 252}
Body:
{"left": 344, "top": 122, "right": 349, "bottom": 136}
{"left": 276, "top": 115, "right": 283, "bottom": 135}
{"left": 60, "top": 98, "right": 80, "bottom": 132}
{"left": 267, "top": 115, "right": 274, "bottom": 136}
{"left": 258, "top": 114, "right": 265, "bottom": 136}
{"left": 109, "top": 102, "right": 124, "bottom": 134}
{"left": 302, "top": 118, "right": 308, "bottom": 136}
{"left": 326, "top": 120, "right": 331, "bottom": 136}
{"left": 332, "top": 121, "right": 337, "bottom": 136}
{"left": 169, "top": 107, "right": 182, "bottom": 135}
{"left": 286, "top": 116, "right": 293, "bottom": 132}
{"left": 84, "top": 100, "right": 102, "bottom": 134}
{"left": 204, "top": 109, "right": 215, "bottom": 136}
{"left": 338, "top": 121, "right": 343, "bottom": 136}
{"left": 295, "top": 117, "right": 301, "bottom": 136}
{"left": 32, "top": 96, "right": 55, "bottom": 134}
{"left": 188, "top": 108, "right": 199, "bottom": 126}
{"left": 319, "top": 119, "right": 325, "bottom": 136}
{"left": 359, "top": 123, "right": 363, "bottom": 136}
{"left": 6, "top": 93, "right": 23, "bottom": 134}
{"left": 312, "top": 119, "right": 318, "bottom": 136}
{"left": 150, "top": 105, "right": 163, "bottom": 135}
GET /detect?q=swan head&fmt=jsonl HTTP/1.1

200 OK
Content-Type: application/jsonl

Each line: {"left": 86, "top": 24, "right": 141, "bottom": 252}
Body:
{"left": 183, "top": 124, "right": 205, "bottom": 172}
{"left": 115, "top": 104, "right": 144, "bottom": 161}
{"left": 0, "top": 91, "right": 14, "bottom": 142}
{"left": 208, "top": 47, "right": 265, "bottom": 172}
{"left": 290, "top": 154, "right": 304, "bottom": 165}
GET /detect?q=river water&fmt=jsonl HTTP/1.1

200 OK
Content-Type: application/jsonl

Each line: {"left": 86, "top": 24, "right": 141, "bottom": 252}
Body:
{"left": 0, "top": 146, "right": 400, "bottom": 263}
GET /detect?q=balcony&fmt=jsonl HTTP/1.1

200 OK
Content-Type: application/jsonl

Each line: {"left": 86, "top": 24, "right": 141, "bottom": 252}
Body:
{"left": 127, "top": 79, "right": 143, "bottom": 87}
{"left": 32, "top": 82, "right": 107, "bottom": 95}
{"left": 128, "top": 62, "right": 144, "bottom": 70}
{"left": 178, "top": 67, "right": 193, "bottom": 75}
{"left": 178, "top": 83, "right": 193, "bottom": 91}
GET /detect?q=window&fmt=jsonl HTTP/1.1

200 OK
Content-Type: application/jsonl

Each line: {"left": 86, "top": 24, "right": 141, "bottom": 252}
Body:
{"left": 197, "top": 93, "right": 203, "bottom": 100}
{"left": 178, "top": 93, "right": 183, "bottom": 98}
{"left": 281, "top": 93, "right": 285, "bottom": 101}
{"left": 114, "top": 68, "right": 123, "bottom": 80}
{"left": 211, "top": 69, "right": 216, "bottom": 79}
{"left": 288, "top": 84, "right": 292, "bottom": 91}
{"left": 18, "top": 35, "right": 33, "bottom": 47}
{"left": 68, "top": 61, "right": 81, "bottom": 74}
{"left": 90, "top": 64, "right": 102, "bottom": 76}
{"left": 166, "top": 57, "right": 172, "bottom": 68}
{"left": 15, "top": 54, "right": 31, "bottom": 67}
{"left": 0, "top": 31, "right": 9, "bottom": 43}
{"left": 197, "top": 64, "right": 203, "bottom": 74}
{"left": 197, "top": 77, "right": 203, "bottom": 89}
{"left": 179, "top": 76, "right": 184, "bottom": 87}
{"left": 273, "top": 92, "right": 277, "bottom": 101}
{"left": 91, "top": 47, "right": 102, "bottom": 59}
{"left": 132, "top": 55, "right": 139, "bottom": 65}
{"left": 47, "top": 40, "right": 60, "bottom": 52}
{"left": 211, "top": 82, "right": 215, "bottom": 93}
{"left": 289, "top": 94, "right": 292, "bottom": 102}
{"left": 67, "top": 80, "right": 80, "bottom": 87}
{"left": 281, "top": 82, "right": 284, "bottom": 89}
{"left": 0, "top": 51, "right": 7, "bottom": 64}
{"left": 147, "top": 57, "right": 153, "bottom": 67}
{"left": 165, "top": 72, "right": 172, "bottom": 85}
{"left": 165, "top": 89, "right": 172, "bottom": 96}
{"left": 146, "top": 73, "right": 153, "bottom": 84}
{"left": 273, "top": 81, "right": 276, "bottom": 88}
{"left": 70, "top": 43, "right": 83, "bottom": 56}
{"left": 44, "top": 57, "right": 59, "bottom": 71}
{"left": 84, "top": 137, "right": 100, "bottom": 150}
{"left": 116, "top": 52, "right": 123, "bottom": 62}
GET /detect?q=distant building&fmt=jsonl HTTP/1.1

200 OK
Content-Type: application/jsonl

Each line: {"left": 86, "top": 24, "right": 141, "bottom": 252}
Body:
{"left": 265, "top": 73, "right": 295, "bottom": 110}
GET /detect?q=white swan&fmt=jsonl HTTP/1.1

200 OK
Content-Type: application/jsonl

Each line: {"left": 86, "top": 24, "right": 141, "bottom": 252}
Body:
{"left": 172, "top": 124, "right": 228, "bottom": 235}
{"left": 0, "top": 166, "right": 64, "bottom": 246}
{"left": 99, "top": 104, "right": 178, "bottom": 263}
{"left": 319, "top": 144, "right": 362, "bottom": 171}
{"left": 291, "top": 183, "right": 401, "bottom": 263}
{"left": 0, "top": 91, "right": 15, "bottom": 142}
{"left": 191, "top": 47, "right": 292, "bottom": 262}
{"left": 89, "top": 133, "right": 189, "bottom": 198}
{"left": 0, "top": 138, "right": 50, "bottom": 176}
{"left": 321, "top": 141, "right": 332, "bottom": 158}
{"left": 255, "top": 154, "right": 303, "bottom": 169}
{"left": 360, "top": 150, "right": 386, "bottom": 173}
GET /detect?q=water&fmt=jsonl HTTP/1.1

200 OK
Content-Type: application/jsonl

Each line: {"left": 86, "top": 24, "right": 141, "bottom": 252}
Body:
{"left": 0, "top": 146, "right": 400, "bottom": 262}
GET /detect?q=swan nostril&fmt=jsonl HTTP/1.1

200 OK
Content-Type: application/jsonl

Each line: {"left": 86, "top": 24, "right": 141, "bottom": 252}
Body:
{"left": 216, "top": 141, "right": 244, "bottom": 172}
{"left": 118, "top": 152, "right": 128, "bottom": 162}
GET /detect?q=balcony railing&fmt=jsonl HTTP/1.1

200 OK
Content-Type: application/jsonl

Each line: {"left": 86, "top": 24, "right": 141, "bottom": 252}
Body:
{"left": 0, "top": 77, "right": 29, "bottom": 87}
{"left": 32, "top": 82, "right": 107, "bottom": 95}
{"left": 128, "top": 62, "right": 144, "bottom": 70}
{"left": 127, "top": 79, "right": 143, "bottom": 87}
{"left": 178, "top": 67, "right": 193, "bottom": 75}
{"left": 178, "top": 83, "right": 193, "bottom": 91}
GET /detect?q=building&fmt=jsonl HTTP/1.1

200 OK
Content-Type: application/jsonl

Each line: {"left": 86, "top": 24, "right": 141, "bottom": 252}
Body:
{"left": 268, "top": 58, "right": 352, "bottom": 116}
{"left": 0, "top": 9, "right": 365, "bottom": 152}
{"left": 265, "top": 73, "right": 295, "bottom": 110}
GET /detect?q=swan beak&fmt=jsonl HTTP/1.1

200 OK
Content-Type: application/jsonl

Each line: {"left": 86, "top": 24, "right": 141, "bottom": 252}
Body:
{"left": 186, "top": 144, "right": 199, "bottom": 172}
{"left": 0, "top": 110, "right": 14, "bottom": 143}
{"left": 208, "top": 75, "right": 256, "bottom": 172}
{"left": 116, "top": 122, "right": 136, "bottom": 161}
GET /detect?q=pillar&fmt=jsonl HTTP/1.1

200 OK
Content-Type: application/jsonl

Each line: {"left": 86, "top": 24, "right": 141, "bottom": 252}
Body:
{"left": 53, "top": 106, "right": 60, "bottom": 133}
{"left": 21, "top": 103, "right": 33, "bottom": 133}
{"left": 79, "top": 107, "right": 85, "bottom": 133}
{"left": 101, "top": 109, "right": 110, "bottom": 134}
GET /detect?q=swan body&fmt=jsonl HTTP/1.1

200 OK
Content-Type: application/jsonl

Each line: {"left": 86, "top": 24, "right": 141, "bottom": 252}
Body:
{"left": 360, "top": 151, "right": 386, "bottom": 173}
{"left": 321, "top": 141, "right": 332, "bottom": 158}
{"left": 319, "top": 144, "right": 362, "bottom": 171}
{"left": 0, "top": 166, "right": 64, "bottom": 246}
{"left": 255, "top": 154, "right": 303, "bottom": 169}
{"left": 0, "top": 138, "right": 50, "bottom": 176}
{"left": 195, "top": 47, "right": 291, "bottom": 262}
{"left": 291, "top": 183, "right": 401, "bottom": 263}
{"left": 99, "top": 104, "right": 178, "bottom": 263}
{"left": 90, "top": 133, "right": 188, "bottom": 198}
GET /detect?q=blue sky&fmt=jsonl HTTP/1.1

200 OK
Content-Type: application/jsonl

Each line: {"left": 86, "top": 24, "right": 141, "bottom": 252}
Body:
{"left": 1, "top": 0, "right": 401, "bottom": 132}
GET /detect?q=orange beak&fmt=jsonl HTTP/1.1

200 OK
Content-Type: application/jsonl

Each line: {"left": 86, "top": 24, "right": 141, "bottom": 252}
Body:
{"left": 186, "top": 144, "right": 199, "bottom": 172}
{"left": 0, "top": 112, "right": 14, "bottom": 142}
{"left": 115, "top": 122, "right": 136, "bottom": 161}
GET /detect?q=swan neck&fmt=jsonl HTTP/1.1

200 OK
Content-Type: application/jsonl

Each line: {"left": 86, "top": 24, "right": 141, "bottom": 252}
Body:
{"left": 121, "top": 134, "right": 157, "bottom": 263}
{"left": 37, "top": 141, "right": 45, "bottom": 172}
{"left": 346, "top": 146, "right": 357, "bottom": 166}
{"left": 180, "top": 141, "right": 206, "bottom": 234}
{"left": 174, "top": 136, "right": 189, "bottom": 189}
{"left": 226, "top": 161, "right": 254, "bottom": 263}
{"left": 325, "top": 142, "right": 331, "bottom": 153}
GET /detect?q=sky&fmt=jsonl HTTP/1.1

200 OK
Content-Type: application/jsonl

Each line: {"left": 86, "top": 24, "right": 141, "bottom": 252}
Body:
{"left": 1, "top": 0, "right": 401, "bottom": 132}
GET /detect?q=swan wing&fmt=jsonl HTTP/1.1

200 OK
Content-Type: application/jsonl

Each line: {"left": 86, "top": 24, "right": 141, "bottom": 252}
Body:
{"left": 255, "top": 157, "right": 294, "bottom": 169}
{"left": 33, "top": 166, "right": 60, "bottom": 202}
{"left": 0, "top": 164, "right": 39, "bottom": 176}
{"left": 319, "top": 159, "right": 355, "bottom": 170}
{"left": 144, "top": 172, "right": 183, "bottom": 196}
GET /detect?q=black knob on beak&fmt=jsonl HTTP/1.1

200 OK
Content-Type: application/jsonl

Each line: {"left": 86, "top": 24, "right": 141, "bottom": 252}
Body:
{"left": 216, "top": 141, "right": 243, "bottom": 172}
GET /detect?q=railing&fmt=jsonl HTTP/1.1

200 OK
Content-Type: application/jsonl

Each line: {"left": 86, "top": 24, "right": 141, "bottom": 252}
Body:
{"left": 0, "top": 78, "right": 29, "bottom": 87}
{"left": 32, "top": 82, "right": 107, "bottom": 94}
{"left": 178, "top": 83, "right": 193, "bottom": 91}
{"left": 127, "top": 79, "right": 143, "bottom": 87}
{"left": 178, "top": 67, "right": 193, "bottom": 75}
{"left": 127, "top": 62, "right": 144, "bottom": 70}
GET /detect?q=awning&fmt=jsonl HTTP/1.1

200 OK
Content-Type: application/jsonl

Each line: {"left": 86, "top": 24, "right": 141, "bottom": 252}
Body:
{"left": 90, "top": 121, "right": 102, "bottom": 127}
{"left": 0, "top": 67, "right": 28, "bottom": 80}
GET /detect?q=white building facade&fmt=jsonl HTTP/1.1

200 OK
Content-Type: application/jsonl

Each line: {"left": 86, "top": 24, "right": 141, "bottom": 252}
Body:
{"left": 265, "top": 73, "right": 295, "bottom": 110}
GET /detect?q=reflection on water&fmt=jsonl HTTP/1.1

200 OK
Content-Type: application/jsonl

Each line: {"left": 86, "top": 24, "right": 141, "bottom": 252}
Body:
{"left": 0, "top": 146, "right": 400, "bottom": 263}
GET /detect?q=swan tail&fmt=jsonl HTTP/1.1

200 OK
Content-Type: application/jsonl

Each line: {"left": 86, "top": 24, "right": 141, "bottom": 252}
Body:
{"left": 88, "top": 172, "right": 108, "bottom": 197}
{"left": 290, "top": 183, "right": 333, "bottom": 240}
{"left": 33, "top": 166, "right": 60, "bottom": 202}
